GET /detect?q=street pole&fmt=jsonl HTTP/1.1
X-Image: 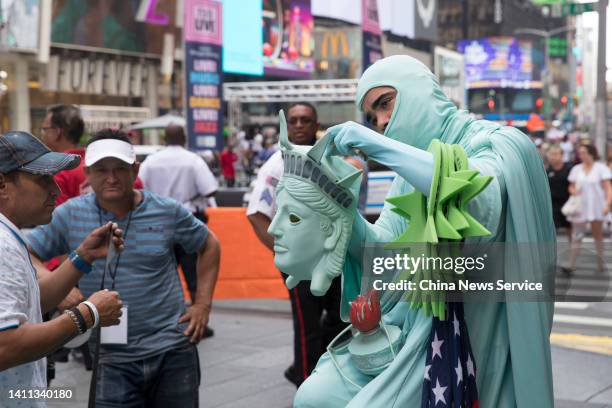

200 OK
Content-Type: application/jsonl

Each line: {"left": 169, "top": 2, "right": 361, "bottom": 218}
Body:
{"left": 462, "top": 0, "right": 469, "bottom": 40}
{"left": 543, "top": 32, "right": 551, "bottom": 123}
{"left": 594, "top": 0, "right": 608, "bottom": 157}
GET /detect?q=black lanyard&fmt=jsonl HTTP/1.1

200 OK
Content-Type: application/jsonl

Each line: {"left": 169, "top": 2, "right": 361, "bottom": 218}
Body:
{"left": 97, "top": 208, "right": 133, "bottom": 291}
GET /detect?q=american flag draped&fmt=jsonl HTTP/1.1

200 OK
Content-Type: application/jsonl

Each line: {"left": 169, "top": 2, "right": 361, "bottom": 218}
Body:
{"left": 421, "top": 302, "right": 479, "bottom": 408}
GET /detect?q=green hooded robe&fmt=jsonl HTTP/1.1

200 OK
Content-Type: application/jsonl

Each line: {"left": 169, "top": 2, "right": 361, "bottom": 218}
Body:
{"left": 294, "top": 55, "right": 555, "bottom": 408}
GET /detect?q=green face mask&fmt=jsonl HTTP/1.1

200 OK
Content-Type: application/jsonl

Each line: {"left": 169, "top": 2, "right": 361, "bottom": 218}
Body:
{"left": 356, "top": 55, "right": 460, "bottom": 151}
{"left": 268, "top": 110, "right": 362, "bottom": 296}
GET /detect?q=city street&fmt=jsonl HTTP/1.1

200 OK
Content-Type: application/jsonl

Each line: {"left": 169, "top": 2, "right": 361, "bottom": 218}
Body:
{"left": 48, "top": 235, "right": 612, "bottom": 408}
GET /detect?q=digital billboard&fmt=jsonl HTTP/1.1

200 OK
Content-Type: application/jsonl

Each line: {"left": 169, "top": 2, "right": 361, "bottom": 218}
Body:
{"left": 458, "top": 37, "right": 537, "bottom": 89}
{"left": 222, "top": 0, "right": 263, "bottom": 76}
{"left": 262, "top": 0, "right": 314, "bottom": 78}
{"left": 50, "top": 0, "right": 180, "bottom": 56}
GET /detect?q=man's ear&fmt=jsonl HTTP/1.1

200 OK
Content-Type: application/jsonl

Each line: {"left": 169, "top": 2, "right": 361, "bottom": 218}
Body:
{"left": 323, "top": 219, "right": 341, "bottom": 251}
{"left": 132, "top": 162, "right": 140, "bottom": 176}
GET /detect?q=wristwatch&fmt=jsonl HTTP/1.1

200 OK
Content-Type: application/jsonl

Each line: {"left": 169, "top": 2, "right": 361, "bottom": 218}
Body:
{"left": 69, "top": 250, "right": 92, "bottom": 274}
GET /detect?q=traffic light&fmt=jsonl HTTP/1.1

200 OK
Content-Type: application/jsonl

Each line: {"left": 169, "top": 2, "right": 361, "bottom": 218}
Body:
{"left": 535, "top": 98, "right": 544, "bottom": 112}
{"left": 487, "top": 99, "right": 495, "bottom": 111}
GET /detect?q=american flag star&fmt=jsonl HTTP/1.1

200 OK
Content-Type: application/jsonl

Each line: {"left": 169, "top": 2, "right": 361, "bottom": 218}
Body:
{"left": 421, "top": 303, "right": 479, "bottom": 408}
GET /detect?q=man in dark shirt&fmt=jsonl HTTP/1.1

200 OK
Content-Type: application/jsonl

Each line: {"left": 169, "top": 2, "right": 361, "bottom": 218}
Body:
{"left": 546, "top": 144, "right": 572, "bottom": 235}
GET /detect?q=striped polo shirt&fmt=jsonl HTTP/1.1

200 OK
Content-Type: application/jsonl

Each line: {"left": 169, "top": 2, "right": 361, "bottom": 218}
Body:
{"left": 27, "top": 191, "right": 208, "bottom": 363}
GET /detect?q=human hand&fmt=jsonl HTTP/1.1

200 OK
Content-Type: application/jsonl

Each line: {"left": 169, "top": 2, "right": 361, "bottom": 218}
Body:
{"left": 178, "top": 304, "right": 211, "bottom": 344}
{"left": 326, "top": 121, "right": 434, "bottom": 196}
{"left": 76, "top": 222, "right": 124, "bottom": 263}
{"left": 58, "top": 287, "right": 85, "bottom": 312}
{"left": 87, "top": 290, "right": 123, "bottom": 327}
{"left": 326, "top": 121, "right": 384, "bottom": 158}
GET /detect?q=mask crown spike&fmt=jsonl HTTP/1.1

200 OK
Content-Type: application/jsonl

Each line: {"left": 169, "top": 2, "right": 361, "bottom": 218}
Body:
{"left": 279, "top": 110, "right": 293, "bottom": 151}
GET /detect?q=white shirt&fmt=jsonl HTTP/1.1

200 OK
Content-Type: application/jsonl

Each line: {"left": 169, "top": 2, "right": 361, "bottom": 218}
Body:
{"left": 560, "top": 141, "right": 573, "bottom": 163}
{"left": 247, "top": 151, "right": 284, "bottom": 219}
{"left": 0, "top": 213, "right": 46, "bottom": 407}
{"left": 568, "top": 162, "right": 612, "bottom": 222}
{"left": 140, "top": 146, "right": 219, "bottom": 213}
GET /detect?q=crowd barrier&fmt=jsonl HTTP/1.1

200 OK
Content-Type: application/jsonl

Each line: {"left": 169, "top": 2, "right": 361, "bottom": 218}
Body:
{"left": 207, "top": 207, "right": 289, "bottom": 299}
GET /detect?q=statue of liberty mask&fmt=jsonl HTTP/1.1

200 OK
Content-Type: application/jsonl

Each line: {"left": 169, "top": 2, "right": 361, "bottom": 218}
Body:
{"left": 268, "top": 111, "right": 362, "bottom": 296}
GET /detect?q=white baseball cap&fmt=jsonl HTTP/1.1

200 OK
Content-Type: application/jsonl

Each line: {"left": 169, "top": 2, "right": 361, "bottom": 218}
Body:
{"left": 85, "top": 139, "right": 136, "bottom": 167}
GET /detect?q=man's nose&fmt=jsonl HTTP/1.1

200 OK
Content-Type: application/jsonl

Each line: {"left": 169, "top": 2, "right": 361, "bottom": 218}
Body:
{"left": 377, "top": 112, "right": 389, "bottom": 133}
{"left": 107, "top": 170, "right": 119, "bottom": 182}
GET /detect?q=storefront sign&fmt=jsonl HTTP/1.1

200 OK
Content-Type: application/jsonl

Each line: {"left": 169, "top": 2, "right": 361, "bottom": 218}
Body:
{"left": 184, "top": 0, "right": 223, "bottom": 150}
{"left": 43, "top": 55, "right": 154, "bottom": 98}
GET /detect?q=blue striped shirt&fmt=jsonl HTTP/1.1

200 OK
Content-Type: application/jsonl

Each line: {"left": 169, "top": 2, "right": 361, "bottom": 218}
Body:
{"left": 27, "top": 191, "right": 208, "bottom": 363}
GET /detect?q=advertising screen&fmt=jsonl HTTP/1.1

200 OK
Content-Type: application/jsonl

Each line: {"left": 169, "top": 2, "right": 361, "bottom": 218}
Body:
{"left": 457, "top": 37, "right": 536, "bottom": 89}
{"left": 51, "top": 0, "right": 180, "bottom": 56}
{"left": 262, "top": 0, "right": 314, "bottom": 78}
{"left": 222, "top": 0, "right": 263, "bottom": 76}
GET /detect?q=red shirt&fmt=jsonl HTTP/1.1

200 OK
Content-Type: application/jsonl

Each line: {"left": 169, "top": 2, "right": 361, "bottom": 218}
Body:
{"left": 54, "top": 148, "right": 87, "bottom": 205}
{"left": 220, "top": 150, "right": 237, "bottom": 178}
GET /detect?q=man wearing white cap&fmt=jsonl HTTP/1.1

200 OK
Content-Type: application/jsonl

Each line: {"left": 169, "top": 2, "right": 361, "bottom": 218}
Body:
{"left": 28, "top": 129, "right": 221, "bottom": 407}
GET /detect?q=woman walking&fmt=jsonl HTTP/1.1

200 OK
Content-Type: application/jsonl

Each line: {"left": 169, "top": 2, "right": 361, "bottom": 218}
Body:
{"left": 565, "top": 144, "right": 612, "bottom": 273}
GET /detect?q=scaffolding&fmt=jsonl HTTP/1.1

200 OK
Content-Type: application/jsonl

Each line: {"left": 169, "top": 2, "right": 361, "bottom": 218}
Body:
{"left": 223, "top": 79, "right": 360, "bottom": 131}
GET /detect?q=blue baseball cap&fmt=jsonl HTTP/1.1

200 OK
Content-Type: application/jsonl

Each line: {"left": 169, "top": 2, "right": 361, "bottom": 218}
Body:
{"left": 0, "top": 131, "right": 81, "bottom": 175}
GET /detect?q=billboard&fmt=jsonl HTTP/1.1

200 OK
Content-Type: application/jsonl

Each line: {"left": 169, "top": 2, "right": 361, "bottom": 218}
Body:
{"left": 457, "top": 37, "right": 536, "bottom": 89}
{"left": 362, "top": 0, "right": 382, "bottom": 72}
{"left": 222, "top": 0, "right": 263, "bottom": 76}
{"left": 262, "top": 0, "right": 314, "bottom": 78}
{"left": 50, "top": 0, "right": 180, "bottom": 56}
{"left": 0, "top": 0, "right": 40, "bottom": 52}
{"left": 184, "top": 0, "right": 224, "bottom": 151}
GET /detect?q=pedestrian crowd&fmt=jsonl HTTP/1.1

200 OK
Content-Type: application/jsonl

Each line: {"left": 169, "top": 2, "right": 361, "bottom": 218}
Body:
{"left": 535, "top": 129, "right": 612, "bottom": 274}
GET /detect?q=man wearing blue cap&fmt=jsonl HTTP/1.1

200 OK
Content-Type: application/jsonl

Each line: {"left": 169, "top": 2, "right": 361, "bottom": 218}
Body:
{"left": 0, "top": 131, "right": 124, "bottom": 407}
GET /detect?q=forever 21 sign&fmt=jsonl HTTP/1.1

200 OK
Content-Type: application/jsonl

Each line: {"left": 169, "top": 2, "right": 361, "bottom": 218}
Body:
{"left": 43, "top": 54, "right": 156, "bottom": 98}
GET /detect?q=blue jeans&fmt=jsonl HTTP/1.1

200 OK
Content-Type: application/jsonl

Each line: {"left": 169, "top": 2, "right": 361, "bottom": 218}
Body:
{"left": 96, "top": 344, "right": 200, "bottom": 408}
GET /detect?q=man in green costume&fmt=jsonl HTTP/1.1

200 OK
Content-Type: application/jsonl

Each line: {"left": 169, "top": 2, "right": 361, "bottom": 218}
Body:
{"left": 293, "top": 55, "right": 555, "bottom": 407}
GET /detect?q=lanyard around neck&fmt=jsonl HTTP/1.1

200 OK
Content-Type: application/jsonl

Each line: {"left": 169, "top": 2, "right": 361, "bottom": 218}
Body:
{"left": 97, "top": 207, "right": 133, "bottom": 291}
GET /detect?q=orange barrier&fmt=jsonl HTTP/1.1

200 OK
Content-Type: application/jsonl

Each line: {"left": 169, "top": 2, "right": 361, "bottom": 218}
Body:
{"left": 177, "top": 265, "right": 192, "bottom": 304}
{"left": 207, "top": 207, "right": 288, "bottom": 299}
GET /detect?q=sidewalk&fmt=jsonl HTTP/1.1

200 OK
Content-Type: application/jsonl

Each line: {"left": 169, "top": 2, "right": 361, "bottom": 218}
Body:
{"left": 48, "top": 299, "right": 612, "bottom": 408}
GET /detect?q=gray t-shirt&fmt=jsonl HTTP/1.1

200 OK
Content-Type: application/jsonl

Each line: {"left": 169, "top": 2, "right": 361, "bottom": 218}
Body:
{"left": 27, "top": 192, "right": 208, "bottom": 363}
{"left": 0, "top": 213, "right": 46, "bottom": 408}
